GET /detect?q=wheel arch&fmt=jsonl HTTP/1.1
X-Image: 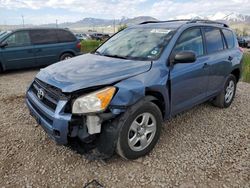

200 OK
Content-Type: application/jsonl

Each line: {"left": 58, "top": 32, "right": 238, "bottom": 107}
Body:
{"left": 145, "top": 90, "right": 166, "bottom": 119}
{"left": 0, "top": 61, "right": 4, "bottom": 72}
{"left": 231, "top": 68, "right": 241, "bottom": 83}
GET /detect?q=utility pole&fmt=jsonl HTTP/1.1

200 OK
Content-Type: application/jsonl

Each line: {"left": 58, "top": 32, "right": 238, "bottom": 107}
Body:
{"left": 113, "top": 18, "right": 116, "bottom": 34}
{"left": 22, "top": 15, "right": 24, "bottom": 28}
{"left": 56, "top": 19, "right": 58, "bottom": 28}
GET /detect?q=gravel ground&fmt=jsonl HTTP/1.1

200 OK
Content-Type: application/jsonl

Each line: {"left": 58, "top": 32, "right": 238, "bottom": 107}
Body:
{"left": 0, "top": 69, "right": 249, "bottom": 188}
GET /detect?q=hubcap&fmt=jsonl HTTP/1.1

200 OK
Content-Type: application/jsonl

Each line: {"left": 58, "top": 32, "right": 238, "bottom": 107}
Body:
{"left": 225, "top": 80, "right": 235, "bottom": 103}
{"left": 64, "top": 56, "right": 72, "bottom": 60}
{"left": 128, "top": 112, "right": 157, "bottom": 152}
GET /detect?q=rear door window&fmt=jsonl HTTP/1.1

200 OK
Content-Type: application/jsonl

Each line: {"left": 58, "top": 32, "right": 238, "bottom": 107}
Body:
{"left": 204, "top": 27, "right": 224, "bottom": 54}
{"left": 56, "top": 30, "right": 76, "bottom": 43}
{"left": 30, "top": 29, "right": 58, "bottom": 45}
{"left": 173, "top": 28, "right": 204, "bottom": 57}
{"left": 3, "top": 31, "right": 31, "bottom": 47}
{"left": 222, "top": 29, "right": 235, "bottom": 49}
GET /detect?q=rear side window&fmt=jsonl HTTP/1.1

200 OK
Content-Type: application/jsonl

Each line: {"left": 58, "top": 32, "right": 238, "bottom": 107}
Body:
{"left": 222, "top": 29, "right": 235, "bottom": 49}
{"left": 56, "top": 30, "right": 76, "bottom": 43}
{"left": 173, "top": 28, "right": 204, "bottom": 56}
{"left": 30, "top": 29, "right": 58, "bottom": 45}
{"left": 204, "top": 27, "right": 224, "bottom": 54}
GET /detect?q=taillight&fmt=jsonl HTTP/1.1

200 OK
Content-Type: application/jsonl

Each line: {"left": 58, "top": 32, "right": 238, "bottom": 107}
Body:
{"left": 239, "top": 47, "right": 244, "bottom": 53}
{"left": 76, "top": 42, "right": 81, "bottom": 49}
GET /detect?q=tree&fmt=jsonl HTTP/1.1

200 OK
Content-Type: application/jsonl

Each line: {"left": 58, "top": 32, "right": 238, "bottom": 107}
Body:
{"left": 118, "top": 24, "right": 127, "bottom": 32}
{"left": 242, "top": 27, "right": 247, "bottom": 36}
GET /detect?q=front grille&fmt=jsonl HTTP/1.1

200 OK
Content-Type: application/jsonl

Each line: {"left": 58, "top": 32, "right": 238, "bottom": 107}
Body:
{"left": 30, "top": 79, "right": 63, "bottom": 111}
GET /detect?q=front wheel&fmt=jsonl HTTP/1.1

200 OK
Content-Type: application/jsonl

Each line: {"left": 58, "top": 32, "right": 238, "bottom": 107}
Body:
{"left": 212, "top": 74, "right": 237, "bottom": 108}
{"left": 116, "top": 99, "right": 163, "bottom": 159}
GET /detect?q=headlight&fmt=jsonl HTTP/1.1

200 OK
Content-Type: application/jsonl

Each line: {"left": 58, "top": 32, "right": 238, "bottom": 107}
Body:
{"left": 72, "top": 87, "right": 116, "bottom": 114}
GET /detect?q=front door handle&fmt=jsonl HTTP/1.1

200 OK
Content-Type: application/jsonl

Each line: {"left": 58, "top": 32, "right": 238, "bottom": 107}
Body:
{"left": 228, "top": 56, "right": 233, "bottom": 61}
{"left": 203, "top": 63, "right": 209, "bottom": 68}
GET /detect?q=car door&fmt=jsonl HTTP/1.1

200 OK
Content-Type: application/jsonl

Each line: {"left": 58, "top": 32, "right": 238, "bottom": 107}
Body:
{"left": 203, "top": 27, "right": 231, "bottom": 96}
{"left": 1, "top": 31, "right": 36, "bottom": 70}
{"left": 29, "top": 29, "right": 59, "bottom": 66}
{"left": 170, "top": 27, "right": 209, "bottom": 114}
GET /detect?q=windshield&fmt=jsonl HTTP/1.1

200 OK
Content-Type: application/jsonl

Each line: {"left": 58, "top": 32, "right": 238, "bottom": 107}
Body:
{"left": 96, "top": 27, "right": 175, "bottom": 61}
{"left": 0, "top": 31, "right": 11, "bottom": 41}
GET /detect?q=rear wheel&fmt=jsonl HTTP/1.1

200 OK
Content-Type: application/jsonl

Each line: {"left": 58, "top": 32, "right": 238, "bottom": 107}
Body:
{"left": 212, "top": 74, "right": 237, "bottom": 108}
{"left": 0, "top": 64, "right": 3, "bottom": 73}
{"left": 60, "top": 53, "right": 74, "bottom": 61}
{"left": 116, "top": 99, "right": 163, "bottom": 159}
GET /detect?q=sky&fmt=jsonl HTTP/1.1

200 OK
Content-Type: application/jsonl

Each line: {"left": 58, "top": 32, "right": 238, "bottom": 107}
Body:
{"left": 0, "top": 0, "right": 250, "bottom": 25}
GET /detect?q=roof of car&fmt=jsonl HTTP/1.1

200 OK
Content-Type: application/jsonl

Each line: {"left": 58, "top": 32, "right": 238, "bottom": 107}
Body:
{"left": 11, "top": 27, "right": 69, "bottom": 32}
{"left": 135, "top": 19, "right": 230, "bottom": 30}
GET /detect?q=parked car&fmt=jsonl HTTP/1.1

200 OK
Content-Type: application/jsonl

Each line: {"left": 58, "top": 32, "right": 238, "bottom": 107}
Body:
{"left": 237, "top": 37, "right": 247, "bottom": 48}
{"left": 26, "top": 20, "right": 243, "bottom": 160}
{"left": 0, "top": 28, "right": 81, "bottom": 72}
{"left": 90, "top": 33, "right": 110, "bottom": 41}
{"left": 75, "top": 33, "right": 89, "bottom": 41}
{"left": 245, "top": 36, "right": 250, "bottom": 48}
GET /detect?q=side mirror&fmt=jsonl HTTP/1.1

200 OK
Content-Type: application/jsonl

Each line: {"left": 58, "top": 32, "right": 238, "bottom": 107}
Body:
{"left": 173, "top": 51, "right": 196, "bottom": 64}
{"left": 0, "top": 41, "right": 8, "bottom": 48}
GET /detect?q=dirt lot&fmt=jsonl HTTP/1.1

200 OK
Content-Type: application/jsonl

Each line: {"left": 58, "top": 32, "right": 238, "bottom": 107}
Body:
{"left": 0, "top": 69, "right": 249, "bottom": 188}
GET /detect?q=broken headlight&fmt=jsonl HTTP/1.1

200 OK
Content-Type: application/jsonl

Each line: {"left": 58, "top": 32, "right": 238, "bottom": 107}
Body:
{"left": 72, "top": 87, "right": 116, "bottom": 114}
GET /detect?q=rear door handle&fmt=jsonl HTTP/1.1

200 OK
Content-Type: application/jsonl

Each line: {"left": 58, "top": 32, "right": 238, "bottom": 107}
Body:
{"left": 228, "top": 56, "right": 233, "bottom": 61}
{"left": 34, "top": 49, "right": 42, "bottom": 52}
{"left": 27, "top": 49, "right": 33, "bottom": 53}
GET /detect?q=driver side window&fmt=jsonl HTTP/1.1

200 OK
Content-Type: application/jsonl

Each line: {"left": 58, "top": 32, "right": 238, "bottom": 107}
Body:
{"left": 4, "top": 31, "right": 31, "bottom": 47}
{"left": 173, "top": 28, "right": 204, "bottom": 57}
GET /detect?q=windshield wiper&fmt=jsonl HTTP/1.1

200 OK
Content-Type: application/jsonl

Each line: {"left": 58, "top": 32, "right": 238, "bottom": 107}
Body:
{"left": 102, "top": 54, "right": 128, "bottom": 59}
{"left": 93, "top": 51, "right": 102, "bottom": 55}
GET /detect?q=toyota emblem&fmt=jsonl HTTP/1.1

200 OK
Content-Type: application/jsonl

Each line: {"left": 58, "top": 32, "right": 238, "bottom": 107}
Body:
{"left": 37, "top": 88, "right": 45, "bottom": 100}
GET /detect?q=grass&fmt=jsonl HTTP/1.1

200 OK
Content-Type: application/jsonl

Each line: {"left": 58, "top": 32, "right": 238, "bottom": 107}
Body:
{"left": 243, "top": 52, "right": 250, "bottom": 83}
{"left": 81, "top": 40, "right": 103, "bottom": 53}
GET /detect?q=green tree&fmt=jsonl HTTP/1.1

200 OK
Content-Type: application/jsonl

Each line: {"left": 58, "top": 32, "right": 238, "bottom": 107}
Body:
{"left": 118, "top": 24, "right": 127, "bottom": 32}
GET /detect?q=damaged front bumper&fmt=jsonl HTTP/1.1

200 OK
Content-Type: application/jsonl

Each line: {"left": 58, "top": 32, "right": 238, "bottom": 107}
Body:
{"left": 26, "top": 90, "right": 71, "bottom": 145}
{"left": 26, "top": 82, "right": 123, "bottom": 158}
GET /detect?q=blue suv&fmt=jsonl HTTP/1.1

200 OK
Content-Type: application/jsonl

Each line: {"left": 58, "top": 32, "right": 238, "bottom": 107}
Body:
{"left": 0, "top": 28, "right": 81, "bottom": 72}
{"left": 26, "top": 20, "right": 243, "bottom": 159}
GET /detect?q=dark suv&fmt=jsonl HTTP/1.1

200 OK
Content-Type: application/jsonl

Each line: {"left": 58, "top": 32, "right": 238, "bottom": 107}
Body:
{"left": 26, "top": 20, "right": 243, "bottom": 159}
{"left": 0, "top": 28, "right": 81, "bottom": 72}
{"left": 90, "top": 33, "right": 110, "bottom": 41}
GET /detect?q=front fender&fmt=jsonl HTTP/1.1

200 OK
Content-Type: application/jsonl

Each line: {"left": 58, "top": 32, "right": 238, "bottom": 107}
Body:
{"left": 110, "top": 79, "right": 145, "bottom": 107}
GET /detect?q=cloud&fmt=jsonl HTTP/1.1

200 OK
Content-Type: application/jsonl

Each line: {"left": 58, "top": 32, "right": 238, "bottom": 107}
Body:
{"left": 0, "top": 0, "right": 250, "bottom": 24}
{"left": 148, "top": 0, "right": 250, "bottom": 19}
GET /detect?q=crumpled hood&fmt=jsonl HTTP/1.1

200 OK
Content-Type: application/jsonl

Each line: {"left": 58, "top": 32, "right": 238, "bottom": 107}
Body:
{"left": 36, "top": 54, "right": 152, "bottom": 93}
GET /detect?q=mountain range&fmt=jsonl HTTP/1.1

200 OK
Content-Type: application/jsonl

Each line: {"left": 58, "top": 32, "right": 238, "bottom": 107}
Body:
{"left": 54, "top": 12, "right": 250, "bottom": 29}
{"left": 0, "top": 12, "right": 249, "bottom": 32}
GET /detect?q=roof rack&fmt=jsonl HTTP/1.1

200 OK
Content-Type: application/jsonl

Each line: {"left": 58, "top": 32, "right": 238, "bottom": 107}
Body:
{"left": 140, "top": 19, "right": 190, "bottom": 25}
{"left": 188, "top": 19, "right": 229, "bottom": 27}
{"left": 140, "top": 19, "right": 229, "bottom": 28}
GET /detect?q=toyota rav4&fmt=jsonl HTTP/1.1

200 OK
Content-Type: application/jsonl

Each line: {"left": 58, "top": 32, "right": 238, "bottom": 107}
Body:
{"left": 26, "top": 20, "right": 243, "bottom": 159}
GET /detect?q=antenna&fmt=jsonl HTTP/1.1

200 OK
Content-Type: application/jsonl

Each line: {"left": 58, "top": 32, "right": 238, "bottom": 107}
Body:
{"left": 21, "top": 15, "right": 24, "bottom": 28}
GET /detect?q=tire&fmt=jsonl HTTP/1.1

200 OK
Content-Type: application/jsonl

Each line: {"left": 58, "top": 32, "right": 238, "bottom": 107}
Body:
{"left": 60, "top": 53, "right": 74, "bottom": 61}
{"left": 116, "top": 98, "right": 163, "bottom": 160}
{"left": 212, "top": 74, "right": 237, "bottom": 108}
{"left": 0, "top": 64, "right": 2, "bottom": 73}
